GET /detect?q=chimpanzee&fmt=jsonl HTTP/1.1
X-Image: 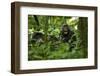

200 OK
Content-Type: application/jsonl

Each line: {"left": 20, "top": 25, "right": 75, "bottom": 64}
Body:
{"left": 32, "top": 32, "right": 44, "bottom": 43}
{"left": 60, "top": 24, "right": 75, "bottom": 42}
{"left": 60, "top": 24, "right": 76, "bottom": 51}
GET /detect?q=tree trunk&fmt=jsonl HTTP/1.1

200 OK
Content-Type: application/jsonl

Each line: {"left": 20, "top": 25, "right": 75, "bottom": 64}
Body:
{"left": 78, "top": 17, "right": 88, "bottom": 57}
{"left": 44, "top": 16, "right": 49, "bottom": 42}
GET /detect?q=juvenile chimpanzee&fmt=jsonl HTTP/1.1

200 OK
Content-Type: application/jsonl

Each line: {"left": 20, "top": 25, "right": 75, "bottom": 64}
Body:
{"left": 32, "top": 32, "right": 44, "bottom": 43}
{"left": 60, "top": 24, "right": 76, "bottom": 51}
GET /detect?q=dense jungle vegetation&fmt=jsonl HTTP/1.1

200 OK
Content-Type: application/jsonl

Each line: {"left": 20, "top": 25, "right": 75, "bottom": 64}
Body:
{"left": 28, "top": 15, "right": 88, "bottom": 60}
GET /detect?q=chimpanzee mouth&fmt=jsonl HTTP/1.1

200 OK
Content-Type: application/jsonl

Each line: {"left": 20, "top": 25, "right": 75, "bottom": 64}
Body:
{"left": 64, "top": 31, "right": 68, "bottom": 34}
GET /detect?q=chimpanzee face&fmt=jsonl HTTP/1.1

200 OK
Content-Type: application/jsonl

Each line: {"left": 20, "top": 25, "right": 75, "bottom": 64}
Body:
{"left": 63, "top": 26, "right": 68, "bottom": 31}
{"left": 63, "top": 26, "right": 68, "bottom": 34}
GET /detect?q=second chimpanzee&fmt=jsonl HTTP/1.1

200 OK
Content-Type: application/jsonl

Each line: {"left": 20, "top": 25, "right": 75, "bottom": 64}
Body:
{"left": 32, "top": 32, "right": 44, "bottom": 43}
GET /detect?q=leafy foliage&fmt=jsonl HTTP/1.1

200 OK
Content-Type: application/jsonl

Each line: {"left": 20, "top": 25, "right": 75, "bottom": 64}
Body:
{"left": 28, "top": 15, "right": 88, "bottom": 60}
